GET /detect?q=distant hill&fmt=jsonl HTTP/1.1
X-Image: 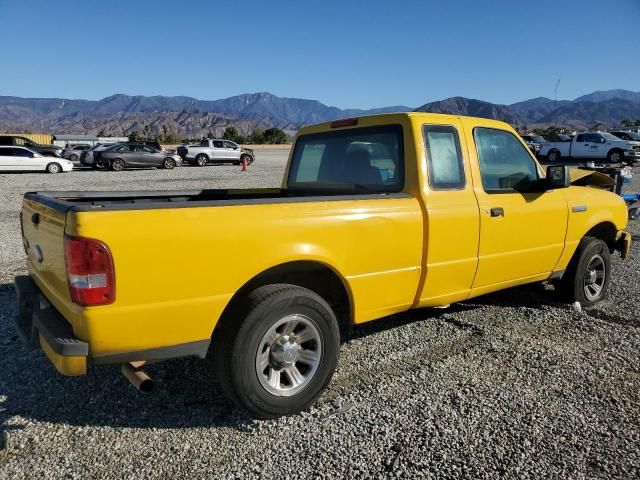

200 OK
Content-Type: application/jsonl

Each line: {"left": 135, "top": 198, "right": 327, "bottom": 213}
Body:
{"left": 414, "top": 97, "right": 527, "bottom": 125}
{"left": 1, "top": 89, "right": 639, "bottom": 138}
{"left": 0, "top": 92, "right": 412, "bottom": 137}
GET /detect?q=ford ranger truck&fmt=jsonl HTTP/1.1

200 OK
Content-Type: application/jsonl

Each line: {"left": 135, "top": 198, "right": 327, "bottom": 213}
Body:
{"left": 15, "top": 113, "right": 631, "bottom": 418}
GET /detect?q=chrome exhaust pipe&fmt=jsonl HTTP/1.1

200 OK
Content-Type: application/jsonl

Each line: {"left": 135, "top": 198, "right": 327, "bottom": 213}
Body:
{"left": 121, "top": 361, "right": 153, "bottom": 392}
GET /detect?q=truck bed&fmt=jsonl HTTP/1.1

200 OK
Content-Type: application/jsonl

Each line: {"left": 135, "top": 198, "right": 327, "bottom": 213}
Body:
{"left": 25, "top": 188, "right": 408, "bottom": 213}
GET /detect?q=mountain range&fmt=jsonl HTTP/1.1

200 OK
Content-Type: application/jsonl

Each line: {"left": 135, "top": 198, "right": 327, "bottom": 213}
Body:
{"left": 1, "top": 89, "right": 639, "bottom": 139}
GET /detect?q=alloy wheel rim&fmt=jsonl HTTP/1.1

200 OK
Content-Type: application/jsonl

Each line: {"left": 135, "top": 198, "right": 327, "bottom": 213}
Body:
{"left": 255, "top": 314, "right": 322, "bottom": 397}
{"left": 583, "top": 254, "right": 606, "bottom": 301}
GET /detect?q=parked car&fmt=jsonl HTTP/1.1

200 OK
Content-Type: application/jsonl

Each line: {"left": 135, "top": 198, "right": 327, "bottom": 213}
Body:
{"left": 62, "top": 144, "right": 91, "bottom": 161}
{"left": 0, "top": 135, "right": 62, "bottom": 157}
{"left": 539, "top": 132, "right": 640, "bottom": 165}
{"left": 95, "top": 142, "right": 181, "bottom": 171}
{"left": 611, "top": 130, "right": 640, "bottom": 143}
{"left": 521, "top": 135, "right": 547, "bottom": 155}
{"left": 80, "top": 143, "right": 120, "bottom": 167}
{"left": 545, "top": 133, "right": 573, "bottom": 143}
{"left": 0, "top": 146, "right": 73, "bottom": 173}
{"left": 15, "top": 113, "right": 631, "bottom": 418}
{"left": 177, "top": 139, "right": 254, "bottom": 166}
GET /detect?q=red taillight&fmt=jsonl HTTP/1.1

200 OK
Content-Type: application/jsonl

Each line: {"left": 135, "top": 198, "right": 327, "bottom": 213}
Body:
{"left": 64, "top": 235, "right": 115, "bottom": 306}
{"left": 331, "top": 118, "right": 358, "bottom": 128}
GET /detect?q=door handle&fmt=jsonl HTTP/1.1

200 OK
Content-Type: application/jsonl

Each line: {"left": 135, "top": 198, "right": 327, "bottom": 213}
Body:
{"left": 490, "top": 207, "right": 504, "bottom": 217}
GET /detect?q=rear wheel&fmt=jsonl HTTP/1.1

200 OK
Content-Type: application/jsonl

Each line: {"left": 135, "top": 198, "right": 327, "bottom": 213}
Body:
{"left": 560, "top": 236, "right": 611, "bottom": 306}
{"left": 162, "top": 157, "right": 176, "bottom": 169}
{"left": 607, "top": 149, "right": 623, "bottom": 164}
{"left": 110, "top": 159, "right": 125, "bottom": 171}
{"left": 70, "top": 153, "right": 79, "bottom": 162}
{"left": 547, "top": 150, "right": 560, "bottom": 162}
{"left": 46, "top": 162, "right": 62, "bottom": 174}
{"left": 214, "top": 284, "right": 340, "bottom": 418}
{"left": 196, "top": 154, "right": 208, "bottom": 167}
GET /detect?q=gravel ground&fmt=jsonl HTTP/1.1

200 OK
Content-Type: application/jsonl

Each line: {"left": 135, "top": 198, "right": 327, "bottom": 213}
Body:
{"left": 0, "top": 152, "right": 638, "bottom": 479}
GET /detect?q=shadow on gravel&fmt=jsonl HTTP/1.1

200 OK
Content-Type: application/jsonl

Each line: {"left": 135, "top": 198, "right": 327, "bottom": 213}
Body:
{"left": 0, "top": 281, "right": 560, "bottom": 434}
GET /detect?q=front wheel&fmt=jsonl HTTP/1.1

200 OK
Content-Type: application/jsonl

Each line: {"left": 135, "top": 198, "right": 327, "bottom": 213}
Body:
{"left": 560, "top": 236, "right": 611, "bottom": 306}
{"left": 214, "top": 284, "right": 340, "bottom": 418}
{"left": 241, "top": 154, "right": 254, "bottom": 165}
{"left": 162, "top": 157, "right": 176, "bottom": 169}
{"left": 46, "top": 162, "right": 62, "bottom": 174}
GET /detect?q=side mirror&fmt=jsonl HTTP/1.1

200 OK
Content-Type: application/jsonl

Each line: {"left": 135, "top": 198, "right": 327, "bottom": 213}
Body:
{"left": 546, "top": 165, "right": 570, "bottom": 189}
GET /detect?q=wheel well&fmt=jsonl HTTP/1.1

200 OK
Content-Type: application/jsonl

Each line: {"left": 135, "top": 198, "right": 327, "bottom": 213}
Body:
{"left": 584, "top": 222, "right": 617, "bottom": 251}
{"left": 216, "top": 261, "right": 352, "bottom": 336}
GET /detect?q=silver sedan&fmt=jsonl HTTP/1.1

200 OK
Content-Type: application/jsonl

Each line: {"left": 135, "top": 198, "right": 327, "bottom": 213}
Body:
{"left": 96, "top": 143, "right": 182, "bottom": 171}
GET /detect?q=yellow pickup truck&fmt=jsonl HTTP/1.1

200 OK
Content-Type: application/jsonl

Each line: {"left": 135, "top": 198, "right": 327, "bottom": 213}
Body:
{"left": 15, "top": 113, "right": 631, "bottom": 417}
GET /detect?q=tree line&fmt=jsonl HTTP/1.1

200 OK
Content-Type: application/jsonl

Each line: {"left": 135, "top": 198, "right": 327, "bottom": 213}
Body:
{"left": 124, "top": 125, "right": 290, "bottom": 145}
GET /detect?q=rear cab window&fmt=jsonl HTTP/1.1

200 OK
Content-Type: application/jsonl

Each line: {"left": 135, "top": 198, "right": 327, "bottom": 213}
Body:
{"left": 288, "top": 125, "right": 404, "bottom": 193}
{"left": 423, "top": 125, "right": 465, "bottom": 190}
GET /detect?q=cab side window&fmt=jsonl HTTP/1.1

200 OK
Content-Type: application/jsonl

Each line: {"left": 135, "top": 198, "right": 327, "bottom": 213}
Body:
{"left": 423, "top": 125, "right": 465, "bottom": 190}
{"left": 474, "top": 128, "right": 538, "bottom": 192}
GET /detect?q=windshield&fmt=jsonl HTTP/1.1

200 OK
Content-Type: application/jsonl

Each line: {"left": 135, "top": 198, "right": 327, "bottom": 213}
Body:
{"left": 288, "top": 125, "right": 404, "bottom": 192}
{"left": 617, "top": 131, "right": 640, "bottom": 141}
{"left": 601, "top": 133, "right": 623, "bottom": 142}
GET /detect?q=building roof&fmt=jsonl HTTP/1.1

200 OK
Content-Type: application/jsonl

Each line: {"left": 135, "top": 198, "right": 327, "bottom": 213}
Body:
{"left": 54, "top": 134, "right": 99, "bottom": 141}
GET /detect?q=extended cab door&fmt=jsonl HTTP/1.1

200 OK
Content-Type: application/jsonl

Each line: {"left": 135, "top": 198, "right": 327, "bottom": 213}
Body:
{"left": 468, "top": 126, "right": 568, "bottom": 291}
{"left": 416, "top": 121, "right": 481, "bottom": 306}
{"left": 572, "top": 133, "right": 603, "bottom": 158}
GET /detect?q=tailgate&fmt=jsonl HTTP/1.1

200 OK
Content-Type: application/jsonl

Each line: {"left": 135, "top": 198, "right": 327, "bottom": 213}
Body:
{"left": 21, "top": 198, "right": 71, "bottom": 309}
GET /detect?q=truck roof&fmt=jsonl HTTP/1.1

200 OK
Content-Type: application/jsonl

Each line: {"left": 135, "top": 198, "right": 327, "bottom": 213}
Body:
{"left": 297, "top": 112, "right": 514, "bottom": 136}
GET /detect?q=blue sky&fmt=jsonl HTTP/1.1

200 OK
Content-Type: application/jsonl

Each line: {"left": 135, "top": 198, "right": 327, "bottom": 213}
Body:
{"left": 0, "top": 0, "right": 638, "bottom": 109}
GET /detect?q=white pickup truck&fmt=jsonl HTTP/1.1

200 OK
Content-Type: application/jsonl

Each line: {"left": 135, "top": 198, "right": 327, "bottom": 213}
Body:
{"left": 177, "top": 139, "right": 255, "bottom": 167}
{"left": 540, "top": 132, "right": 640, "bottom": 165}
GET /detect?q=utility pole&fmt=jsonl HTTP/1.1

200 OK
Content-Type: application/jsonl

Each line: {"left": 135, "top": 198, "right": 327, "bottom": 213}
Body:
{"left": 554, "top": 78, "right": 561, "bottom": 129}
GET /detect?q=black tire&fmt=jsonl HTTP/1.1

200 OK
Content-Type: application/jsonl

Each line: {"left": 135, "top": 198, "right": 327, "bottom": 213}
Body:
{"left": 559, "top": 236, "right": 611, "bottom": 306}
{"left": 196, "top": 154, "right": 208, "bottom": 167}
{"left": 241, "top": 154, "right": 253, "bottom": 165}
{"left": 46, "top": 162, "right": 62, "bottom": 174}
{"left": 162, "top": 157, "right": 176, "bottom": 169}
{"left": 214, "top": 284, "right": 340, "bottom": 418}
{"left": 547, "top": 150, "right": 560, "bottom": 162}
{"left": 110, "top": 158, "right": 125, "bottom": 171}
{"left": 607, "top": 149, "right": 624, "bottom": 164}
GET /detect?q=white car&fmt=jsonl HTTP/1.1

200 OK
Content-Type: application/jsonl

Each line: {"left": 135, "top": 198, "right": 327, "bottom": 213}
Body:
{"left": 539, "top": 132, "right": 640, "bottom": 165}
{"left": 0, "top": 146, "right": 74, "bottom": 173}
{"left": 176, "top": 139, "right": 254, "bottom": 166}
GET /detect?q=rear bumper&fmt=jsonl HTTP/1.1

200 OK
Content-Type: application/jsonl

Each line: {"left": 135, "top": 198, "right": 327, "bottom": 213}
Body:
{"left": 14, "top": 275, "right": 88, "bottom": 376}
{"left": 14, "top": 275, "right": 210, "bottom": 376}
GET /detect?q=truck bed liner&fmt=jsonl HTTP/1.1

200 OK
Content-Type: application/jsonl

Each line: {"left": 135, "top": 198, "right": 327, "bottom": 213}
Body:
{"left": 25, "top": 189, "right": 410, "bottom": 213}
